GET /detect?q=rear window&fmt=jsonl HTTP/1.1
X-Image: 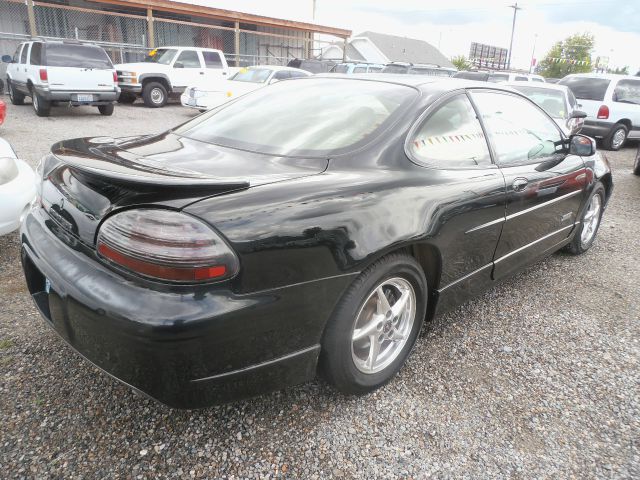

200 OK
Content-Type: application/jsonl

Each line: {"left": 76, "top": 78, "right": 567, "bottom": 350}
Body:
{"left": 613, "top": 79, "right": 640, "bottom": 106}
{"left": 44, "top": 44, "right": 112, "bottom": 69}
{"left": 487, "top": 73, "right": 509, "bottom": 83}
{"left": 175, "top": 78, "right": 418, "bottom": 157}
{"left": 559, "top": 77, "right": 610, "bottom": 101}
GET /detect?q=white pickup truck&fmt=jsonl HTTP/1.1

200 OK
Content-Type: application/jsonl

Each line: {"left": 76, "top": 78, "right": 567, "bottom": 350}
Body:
{"left": 115, "top": 47, "right": 231, "bottom": 107}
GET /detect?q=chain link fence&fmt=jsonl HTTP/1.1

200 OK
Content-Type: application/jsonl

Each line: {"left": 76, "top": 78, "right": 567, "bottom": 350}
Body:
{"left": 0, "top": 0, "right": 346, "bottom": 76}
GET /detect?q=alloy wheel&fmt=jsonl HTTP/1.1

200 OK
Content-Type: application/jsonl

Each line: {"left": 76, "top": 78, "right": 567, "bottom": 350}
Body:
{"left": 581, "top": 193, "right": 602, "bottom": 247}
{"left": 611, "top": 128, "right": 626, "bottom": 149}
{"left": 351, "top": 277, "right": 416, "bottom": 374}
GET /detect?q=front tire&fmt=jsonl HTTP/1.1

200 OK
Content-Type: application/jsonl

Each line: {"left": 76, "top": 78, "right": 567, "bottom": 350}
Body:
{"left": 603, "top": 124, "right": 627, "bottom": 151}
{"left": 8, "top": 81, "right": 25, "bottom": 105}
{"left": 566, "top": 182, "right": 605, "bottom": 255}
{"left": 320, "top": 253, "right": 427, "bottom": 394}
{"left": 142, "top": 82, "right": 168, "bottom": 108}
{"left": 98, "top": 104, "right": 114, "bottom": 116}
{"left": 32, "top": 91, "right": 50, "bottom": 117}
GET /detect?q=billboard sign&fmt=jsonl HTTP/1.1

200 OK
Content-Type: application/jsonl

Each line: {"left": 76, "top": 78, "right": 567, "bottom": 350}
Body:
{"left": 469, "top": 42, "right": 508, "bottom": 70}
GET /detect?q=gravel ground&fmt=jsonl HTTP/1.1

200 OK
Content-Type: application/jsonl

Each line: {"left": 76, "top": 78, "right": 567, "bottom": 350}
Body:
{"left": 1, "top": 97, "right": 639, "bottom": 479}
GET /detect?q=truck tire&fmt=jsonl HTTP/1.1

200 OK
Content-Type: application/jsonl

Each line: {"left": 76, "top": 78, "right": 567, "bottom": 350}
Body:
{"left": 142, "top": 82, "right": 168, "bottom": 108}
{"left": 98, "top": 104, "right": 115, "bottom": 116}
{"left": 32, "top": 91, "right": 51, "bottom": 117}
{"left": 8, "top": 81, "right": 25, "bottom": 105}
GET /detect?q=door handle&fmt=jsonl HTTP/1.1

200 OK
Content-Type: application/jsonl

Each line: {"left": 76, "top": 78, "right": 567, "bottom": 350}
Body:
{"left": 512, "top": 178, "right": 529, "bottom": 192}
{"left": 199, "top": 71, "right": 204, "bottom": 75}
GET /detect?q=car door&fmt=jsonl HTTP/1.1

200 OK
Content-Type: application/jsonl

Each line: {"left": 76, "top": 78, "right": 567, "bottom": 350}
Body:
{"left": 470, "top": 89, "right": 587, "bottom": 279}
{"left": 171, "top": 49, "right": 205, "bottom": 88}
{"left": 13, "top": 43, "right": 28, "bottom": 92}
{"left": 406, "top": 92, "right": 507, "bottom": 309}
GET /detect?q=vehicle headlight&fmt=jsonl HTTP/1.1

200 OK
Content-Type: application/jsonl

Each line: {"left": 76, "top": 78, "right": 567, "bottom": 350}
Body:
{"left": 0, "top": 157, "right": 18, "bottom": 186}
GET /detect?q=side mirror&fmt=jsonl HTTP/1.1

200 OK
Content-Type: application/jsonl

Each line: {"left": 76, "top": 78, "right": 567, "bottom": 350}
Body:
{"left": 569, "top": 134, "right": 596, "bottom": 157}
{"left": 174, "top": 62, "right": 184, "bottom": 69}
{"left": 1, "top": 55, "right": 12, "bottom": 63}
{"left": 567, "top": 110, "right": 587, "bottom": 135}
{"left": 570, "top": 110, "right": 587, "bottom": 119}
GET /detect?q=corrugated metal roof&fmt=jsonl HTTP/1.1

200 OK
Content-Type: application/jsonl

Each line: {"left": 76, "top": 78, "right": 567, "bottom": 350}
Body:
{"left": 355, "top": 31, "right": 453, "bottom": 68}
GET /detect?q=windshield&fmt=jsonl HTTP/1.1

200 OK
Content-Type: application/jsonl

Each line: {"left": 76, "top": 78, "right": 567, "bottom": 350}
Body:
{"left": 174, "top": 78, "right": 418, "bottom": 156}
{"left": 230, "top": 68, "right": 273, "bottom": 83}
{"left": 44, "top": 44, "right": 112, "bottom": 69}
{"left": 512, "top": 86, "right": 567, "bottom": 118}
{"left": 145, "top": 48, "right": 178, "bottom": 65}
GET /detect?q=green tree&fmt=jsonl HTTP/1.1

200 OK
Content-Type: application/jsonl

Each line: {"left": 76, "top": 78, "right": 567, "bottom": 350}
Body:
{"left": 610, "top": 66, "right": 629, "bottom": 75}
{"left": 451, "top": 55, "right": 472, "bottom": 71}
{"left": 538, "top": 33, "right": 594, "bottom": 78}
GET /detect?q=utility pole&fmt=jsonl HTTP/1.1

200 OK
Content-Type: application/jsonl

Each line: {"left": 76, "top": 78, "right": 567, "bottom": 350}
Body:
{"left": 507, "top": 2, "right": 521, "bottom": 70}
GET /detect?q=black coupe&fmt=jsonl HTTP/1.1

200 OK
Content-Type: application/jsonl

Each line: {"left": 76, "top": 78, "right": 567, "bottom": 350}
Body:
{"left": 21, "top": 76, "right": 612, "bottom": 408}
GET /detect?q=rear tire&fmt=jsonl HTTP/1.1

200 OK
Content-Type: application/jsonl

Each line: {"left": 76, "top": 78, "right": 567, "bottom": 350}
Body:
{"left": 603, "top": 123, "right": 627, "bottom": 151}
{"left": 117, "top": 93, "right": 136, "bottom": 104}
{"left": 98, "top": 104, "right": 114, "bottom": 116}
{"left": 32, "top": 91, "right": 50, "bottom": 117}
{"left": 565, "top": 182, "right": 605, "bottom": 255}
{"left": 320, "top": 253, "right": 427, "bottom": 395}
{"left": 633, "top": 147, "right": 640, "bottom": 176}
{"left": 8, "top": 81, "right": 25, "bottom": 105}
{"left": 142, "top": 82, "right": 168, "bottom": 108}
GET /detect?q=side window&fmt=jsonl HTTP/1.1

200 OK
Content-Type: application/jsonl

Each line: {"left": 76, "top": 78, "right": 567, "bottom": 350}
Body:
{"left": 515, "top": 76, "right": 528, "bottom": 81}
{"left": 409, "top": 94, "right": 492, "bottom": 167}
{"left": 273, "top": 71, "right": 290, "bottom": 80}
{"left": 369, "top": 66, "right": 383, "bottom": 73}
{"left": 353, "top": 66, "right": 367, "bottom": 73}
{"left": 13, "top": 44, "right": 23, "bottom": 63}
{"left": 174, "top": 50, "right": 201, "bottom": 68}
{"left": 472, "top": 91, "right": 563, "bottom": 165}
{"left": 30, "top": 42, "right": 43, "bottom": 66}
{"left": 202, "top": 51, "right": 222, "bottom": 69}
{"left": 20, "top": 43, "right": 29, "bottom": 64}
{"left": 613, "top": 79, "right": 640, "bottom": 105}
{"left": 288, "top": 71, "right": 307, "bottom": 79}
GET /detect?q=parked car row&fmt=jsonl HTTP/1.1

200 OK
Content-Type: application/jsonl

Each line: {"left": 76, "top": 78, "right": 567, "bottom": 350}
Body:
{"left": 453, "top": 70, "right": 545, "bottom": 83}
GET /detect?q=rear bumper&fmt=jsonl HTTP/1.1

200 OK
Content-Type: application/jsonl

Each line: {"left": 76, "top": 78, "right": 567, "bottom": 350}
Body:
{"left": 35, "top": 87, "right": 120, "bottom": 104}
{"left": 581, "top": 119, "right": 614, "bottom": 139}
{"left": 20, "top": 208, "right": 353, "bottom": 408}
{"left": 119, "top": 84, "right": 142, "bottom": 94}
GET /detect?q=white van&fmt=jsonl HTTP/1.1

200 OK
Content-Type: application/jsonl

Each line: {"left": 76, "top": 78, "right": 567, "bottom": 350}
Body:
{"left": 559, "top": 73, "right": 640, "bottom": 150}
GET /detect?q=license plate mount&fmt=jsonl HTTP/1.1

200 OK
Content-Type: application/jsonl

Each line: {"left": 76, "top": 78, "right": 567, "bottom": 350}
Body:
{"left": 76, "top": 94, "right": 94, "bottom": 102}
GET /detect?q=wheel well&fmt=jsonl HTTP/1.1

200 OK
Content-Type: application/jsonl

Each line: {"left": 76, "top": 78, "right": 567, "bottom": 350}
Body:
{"left": 616, "top": 119, "right": 632, "bottom": 130}
{"left": 26, "top": 80, "right": 33, "bottom": 91}
{"left": 142, "top": 77, "right": 170, "bottom": 92}
{"left": 600, "top": 172, "right": 613, "bottom": 203}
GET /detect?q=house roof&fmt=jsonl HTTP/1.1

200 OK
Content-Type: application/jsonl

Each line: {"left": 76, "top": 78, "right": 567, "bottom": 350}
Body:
{"left": 355, "top": 31, "right": 453, "bottom": 68}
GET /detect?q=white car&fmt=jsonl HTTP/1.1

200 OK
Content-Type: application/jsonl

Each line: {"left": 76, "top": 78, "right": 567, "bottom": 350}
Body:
{"left": 181, "top": 65, "right": 310, "bottom": 111}
{"left": 559, "top": 73, "right": 640, "bottom": 150}
{"left": 0, "top": 138, "right": 35, "bottom": 236}
{"left": 2, "top": 39, "right": 119, "bottom": 117}
{"left": 505, "top": 82, "right": 586, "bottom": 136}
{"left": 116, "top": 47, "right": 231, "bottom": 108}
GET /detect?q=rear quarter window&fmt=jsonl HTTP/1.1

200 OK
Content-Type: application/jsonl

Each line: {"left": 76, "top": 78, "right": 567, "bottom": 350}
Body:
{"left": 613, "top": 79, "right": 640, "bottom": 106}
{"left": 559, "top": 77, "right": 610, "bottom": 101}
{"left": 30, "top": 43, "right": 43, "bottom": 66}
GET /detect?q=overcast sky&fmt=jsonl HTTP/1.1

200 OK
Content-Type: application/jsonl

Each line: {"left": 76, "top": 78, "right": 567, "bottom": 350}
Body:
{"left": 186, "top": 0, "right": 640, "bottom": 73}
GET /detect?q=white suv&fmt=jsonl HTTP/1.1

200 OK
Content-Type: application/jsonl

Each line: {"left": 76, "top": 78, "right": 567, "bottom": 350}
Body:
{"left": 2, "top": 39, "right": 119, "bottom": 117}
{"left": 115, "top": 47, "right": 230, "bottom": 108}
{"left": 559, "top": 73, "right": 640, "bottom": 150}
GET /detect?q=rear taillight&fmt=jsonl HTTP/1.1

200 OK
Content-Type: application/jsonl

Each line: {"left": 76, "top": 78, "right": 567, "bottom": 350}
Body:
{"left": 0, "top": 101, "right": 6, "bottom": 126}
{"left": 597, "top": 105, "right": 609, "bottom": 119}
{"left": 113, "top": 70, "right": 118, "bottom": 83}
{"left": 39, "top": 68, "right": 48, "bottom": 82}
{"left": 96, "top": 209, "right": 239, "bottom": 283}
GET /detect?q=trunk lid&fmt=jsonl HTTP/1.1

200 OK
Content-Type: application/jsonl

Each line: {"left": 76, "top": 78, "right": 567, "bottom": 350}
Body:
{"left": 40, "top": 134, "right": 327, "bottom": 246}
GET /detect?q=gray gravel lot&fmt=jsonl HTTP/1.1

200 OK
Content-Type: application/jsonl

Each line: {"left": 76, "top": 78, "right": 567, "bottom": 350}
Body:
{"left": 1, "top": 97, "right": 639, "bottom": 479}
